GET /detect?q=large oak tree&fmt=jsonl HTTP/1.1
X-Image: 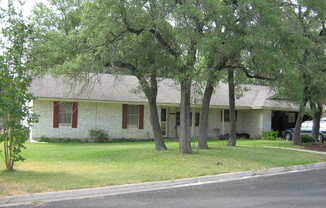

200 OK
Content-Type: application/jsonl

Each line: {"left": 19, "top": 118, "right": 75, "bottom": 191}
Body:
{"left": 278, "top": 0, "right": 326, "bottom": 144}
{"left": 197, "top": 0, "right": 286, "bottom": 148}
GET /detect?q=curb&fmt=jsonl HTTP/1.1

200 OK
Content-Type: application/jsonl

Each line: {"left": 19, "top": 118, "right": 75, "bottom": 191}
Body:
{"left": 1, "top": 162, "right": 326, "bottom": 207}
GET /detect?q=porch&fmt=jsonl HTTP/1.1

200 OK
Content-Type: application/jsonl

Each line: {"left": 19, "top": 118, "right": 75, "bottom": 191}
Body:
{"left": 159, "top": 106, "right": 273, "bottom": 139}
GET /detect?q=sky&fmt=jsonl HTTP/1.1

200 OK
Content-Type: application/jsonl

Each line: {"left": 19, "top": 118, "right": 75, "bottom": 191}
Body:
{"left": 0, "top": 0, "right": 44, "bottom": 54}
{"left": 22, "top": 0, "right": 43, "bottom": 17}
{"left": 0, "top": 0, "right": 44, "bottom": 18}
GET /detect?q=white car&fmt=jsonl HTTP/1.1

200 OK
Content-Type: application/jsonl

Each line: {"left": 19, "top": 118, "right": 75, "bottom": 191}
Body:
{"left": 282, "top": 117, "right": 326, "bottom": 142}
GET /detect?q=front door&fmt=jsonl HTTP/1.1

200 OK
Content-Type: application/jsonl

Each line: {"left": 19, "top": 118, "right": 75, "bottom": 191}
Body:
{"left": 161, "top": 108, "right": 168, "bottom": 137}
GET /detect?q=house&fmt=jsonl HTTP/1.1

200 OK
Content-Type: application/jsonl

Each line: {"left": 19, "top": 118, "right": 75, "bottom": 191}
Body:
{"left": 28, "top": 74, "right": 326, "bottom": 140}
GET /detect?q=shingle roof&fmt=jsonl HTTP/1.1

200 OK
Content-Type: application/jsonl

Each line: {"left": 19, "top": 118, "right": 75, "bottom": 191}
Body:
{"left": 28, "top": 74, "right": 298, "bottom": 110}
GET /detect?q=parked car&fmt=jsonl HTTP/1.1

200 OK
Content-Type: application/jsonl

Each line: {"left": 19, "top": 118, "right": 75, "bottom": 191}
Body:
{"left": 282, "top": 118, "right": 326, "bottom": 142}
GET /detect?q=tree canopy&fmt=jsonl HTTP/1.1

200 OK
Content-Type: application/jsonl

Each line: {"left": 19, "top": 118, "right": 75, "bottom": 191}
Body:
{"left": 28, "top": 0, "right": 326, "bottom": 151}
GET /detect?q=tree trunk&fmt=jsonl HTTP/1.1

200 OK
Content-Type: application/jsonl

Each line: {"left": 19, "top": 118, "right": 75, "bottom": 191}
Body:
{"left": 198, "top": 81, "right": 214, "bottom": 149}
{"left": 179, "top": 80, "right": 192, "bottom": 154}
{"left": 149, "top": 98, "right": 168, "bottom": 151}
{"left": 138, "top": 75, "right": 167, "bottom": 151}
{"left": 227, "top": 68, "right": 237, "bottom": 146}
{"left": 293, "top": 104, "right": 305, "bottom": 145}
{"left": 312, "top": 102, "right": 323, "bottom": 142}
{"left": 198, "top": 57, "right": 227, "bottom": 149}
{"left": 5, "top": 121, "right": 14, "bottom": 171}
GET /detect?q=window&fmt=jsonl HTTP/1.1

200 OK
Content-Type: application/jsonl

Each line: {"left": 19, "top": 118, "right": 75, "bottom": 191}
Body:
{"left": 53, "top": 101, "right": 78, "bottom": 128}
{"left": 307, "top": 122, "right": 313, "bottom": 130}
{"left": 195, "top": 112, "right": 200, "bottom": 126}
{"left": 59, "top": 102, "right": 72, "bottom": 124}
{"left": 127, "top": 105, "right": 139, "bottom": 126}
{"left": 176, "top": 112, "right": 180, "bottom": 126}
{"left": 176, "top": 112, "right": 200, "bottom": 126}
{"left": 223, "top": 110, "right": 237, "bottom": 122}
{"left": 122, "top": 104, "right": 144, "bottom": 129}
{"left": 161, "top": 108, "right": 167, "bottom": 122}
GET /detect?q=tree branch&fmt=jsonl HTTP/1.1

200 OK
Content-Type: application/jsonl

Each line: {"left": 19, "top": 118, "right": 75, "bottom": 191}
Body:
{"left": 119, "top": 1, "right": 178, "bottom": 57}
{"left": 105, "top": 61, "right": 138, "bottom": 74}
{"left": 149, "top": 29, "right": 179, "bottom": 57}
{"left": 224, "top": 65, "right": 277, "bottom": 81}
{"left": 319, "top": 19, "right": 325, "bottom": 37}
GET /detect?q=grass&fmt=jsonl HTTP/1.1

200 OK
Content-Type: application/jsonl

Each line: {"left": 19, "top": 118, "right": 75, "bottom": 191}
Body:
{"left": 0, "top": 140, "right": 325, "bottom": 197}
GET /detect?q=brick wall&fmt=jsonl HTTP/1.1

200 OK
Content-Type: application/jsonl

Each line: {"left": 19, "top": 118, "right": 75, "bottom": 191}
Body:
{"left": 32, "top": 100, "right": 153, "bottom": 140}
{"left": 242, "top": 109, "right": 272, "bottom": 137}
{"left": 31, "top": 100, "right": 273, "bottom": 140}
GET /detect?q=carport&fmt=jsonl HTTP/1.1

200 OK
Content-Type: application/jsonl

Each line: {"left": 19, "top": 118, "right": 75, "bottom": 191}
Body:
{"left": 272, "top": 111, "right": 298, "bottom": 135}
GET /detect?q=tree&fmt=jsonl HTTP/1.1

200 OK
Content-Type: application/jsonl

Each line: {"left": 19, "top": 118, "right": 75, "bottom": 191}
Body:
{"left": 100, "top": 0, "right": 203, "bottom": 154}
{"left": 81, "top": 0, "right": 175, "bottom": 151}
{"left": 311, "top": 102, "right": 324, "bottom": 141}
{"left": 111, "top": 0, "right": 203, "bottom": 154}
{"left": 0, "top": 0, "right": 36, "bottom": 171}
{"left": 194, "top": 0, "right": 230, "bottom": 149}
{"left": 306, "top": 1, "right": 326, "bottom": 141}
{"left": 197, "top": 0, "right": 285, "bottom": 148}
{"left": 30, "top": 0, "right": 180, "bottom": 151}
{"left": 278, "top": 0, "right": 326, "bottom": 145}
{"left": 163, "top": 0, "right": 204, "bottom": 154}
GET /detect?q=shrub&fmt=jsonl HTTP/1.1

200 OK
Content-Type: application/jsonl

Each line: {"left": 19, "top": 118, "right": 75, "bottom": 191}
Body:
{"left": 301, "top": 135, "right": 315, "bottom": 143}
{"left": 218, "top": 134, "right": 229, "bottom": 140}
{"left": 89, "top": 129, "right": 109, "bottom": 143}
{"left": 36, "top": 136, "right": 48, "bottom": 142}
{"left": 191, "top": 136, "right": 199, "bottom": 143}
{"left": 37, "top": 136, "right": 58, "bottom": 143}
{"left": 36, "top": 137, "right": 86, "bottom": 143}
{"left": 190, "top": 136, "right": 199, "bottom": 152}
{"left": 218, "top": 133, "right": 250, "bottom": 140}
{"left": 261, "top": 131, "right": 282, "bottom": 140}
{"left": 237, "top": 133, "right": 250, "bottom": 140}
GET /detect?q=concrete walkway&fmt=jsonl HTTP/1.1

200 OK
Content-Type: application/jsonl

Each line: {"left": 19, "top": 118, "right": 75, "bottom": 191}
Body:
{"left": 237, "top": 145, "right": 326, "bottom": 155}
{"left": 1, "top": 147, "right": 326, "bottom": 207}
{"left": 262, "top": 146, "right": 326, "bottom": 155}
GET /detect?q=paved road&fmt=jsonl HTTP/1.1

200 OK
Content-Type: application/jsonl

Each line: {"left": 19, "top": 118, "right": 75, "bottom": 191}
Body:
{"left": 8, "top": 168, "right": 326, "bottom": 208}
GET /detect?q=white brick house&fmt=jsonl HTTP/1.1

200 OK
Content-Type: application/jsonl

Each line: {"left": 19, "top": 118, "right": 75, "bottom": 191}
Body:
{"left": 28, "top": 74, "right": 326, "bottom": 140}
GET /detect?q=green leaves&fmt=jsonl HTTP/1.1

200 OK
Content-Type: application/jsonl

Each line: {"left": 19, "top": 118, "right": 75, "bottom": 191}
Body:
{"left": 276, "top": 0, "right": 326, "bottom": 108}
{"left": 0, "top": 0, "right": 36, "bottom": 171}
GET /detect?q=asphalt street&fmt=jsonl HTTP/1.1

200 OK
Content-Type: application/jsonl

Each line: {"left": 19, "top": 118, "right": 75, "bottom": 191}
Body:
{"left": 9, "top": 167, "right": 326, "bottom": 208}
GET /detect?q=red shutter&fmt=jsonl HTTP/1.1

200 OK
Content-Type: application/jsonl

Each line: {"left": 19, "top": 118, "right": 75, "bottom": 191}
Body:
{"left": 122, "top": 104, "right": 128, "bottom": 129}
{"left": 53, "top": 101, "right": 59, "bottom": 128}
{"left": 72, "top": 102, "right": 78, "bottom": 128}
{"left": 138, "top": 105, "right": 144, "bottom": 129}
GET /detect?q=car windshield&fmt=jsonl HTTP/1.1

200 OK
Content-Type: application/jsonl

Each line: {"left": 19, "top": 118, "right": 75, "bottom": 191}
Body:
{"left": 301, "top": 122, "right": 309, "bottom": 128}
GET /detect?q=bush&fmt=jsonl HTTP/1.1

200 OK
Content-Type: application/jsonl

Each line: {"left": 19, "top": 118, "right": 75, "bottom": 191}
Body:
{"left": 218, "top": 133, "right": 229, "bottom": 140}
{"left": 191, "top": 136, "right": 199, "bottom": 143}
{"left": 36, "top": 136, "right": 86, "bottom": 143}
{"left": 261, "top": 131, "right": 282, "bottom": 140}
{"left": 218, "top": 133, "right": 250, "bottom": 140}
{"left": 89, "top": 129, "right": 109, "bottom": 143}
{"left": 237, "top": 133, "right": 250, "bottom": 140}
{"left": 301, "top": 135, "right": 315, "bottom": 143}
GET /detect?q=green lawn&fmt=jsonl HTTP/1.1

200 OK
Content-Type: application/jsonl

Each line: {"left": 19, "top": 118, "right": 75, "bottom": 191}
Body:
{"left": 0, "top": 140, "right": 325, "bottom": 197}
